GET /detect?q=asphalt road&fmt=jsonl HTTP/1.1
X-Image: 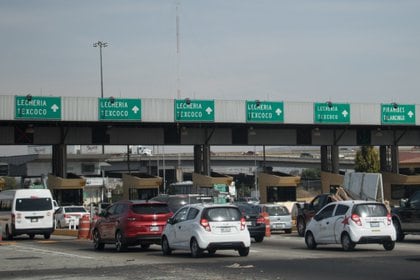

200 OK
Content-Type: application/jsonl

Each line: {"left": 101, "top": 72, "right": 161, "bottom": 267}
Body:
{"left": 1, "top": 233, "right": 420, "bottom": 280}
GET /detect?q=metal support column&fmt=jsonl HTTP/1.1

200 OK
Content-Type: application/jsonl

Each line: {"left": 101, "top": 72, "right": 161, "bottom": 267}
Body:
{"left": 331, "top": 145, "right": 340, "bottom": 174}
{"left": 391, "top": 145, "right": 399, "bottom": 174}
{"left": 193, "top": 145, "right": 202, "bottom": 174}
{"left": 320, "top": 146, "right": 329, "bottom": 172}
{"left": 52, "top": 144, "right": 67, "bottom": 178}
{"left": 379, "top": 146, "right": 388, "bottom": 172}
{"left": 202, "top": 144, "right": 211, "bottom": 176}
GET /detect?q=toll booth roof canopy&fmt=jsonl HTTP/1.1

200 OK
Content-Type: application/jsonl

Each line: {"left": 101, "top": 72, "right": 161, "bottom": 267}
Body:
{"left": 264, "top": 171, "right": 296, "bottom": 177}
{"left": 128, "top": 173, "right": 157, "bottom": 179}
{"left": 210, "top": 172, "right": 230, "bottom": 178}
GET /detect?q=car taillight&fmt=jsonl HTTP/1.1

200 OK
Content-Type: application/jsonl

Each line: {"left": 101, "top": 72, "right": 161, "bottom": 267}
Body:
{"left": 257, "top": 215, "right": 265, "bottom": 225}
{"left": 126, "top": 216, "right": 137, "bottom": 222}
{"left": 387, "top": 213, "right": 392, "bottom": 225}
{"left": 200, "top": 218, "right": 211, "bottom": 232}
{"left": 351, "top": 214, "right": 362, "bottom": 226}
{"left": 240, "top": 217, "right": 246, "bottom": 231}
{"left": 64, "top": 214, "right": 71, "bottom": 218}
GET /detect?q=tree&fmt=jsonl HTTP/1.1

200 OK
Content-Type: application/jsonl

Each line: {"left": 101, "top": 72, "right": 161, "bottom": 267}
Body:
{"left": 2, "top": 176, "right": 18, "bottom": 190}
{"left": 354, "top": 146, "right": 380, "bottom": 172}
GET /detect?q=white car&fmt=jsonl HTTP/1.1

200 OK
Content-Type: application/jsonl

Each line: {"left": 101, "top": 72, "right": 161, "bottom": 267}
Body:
{"left": 54, "top": 206, "right": 90, "bottom": 229}
{"left": 161, "top": 204, "right": 251, "bottom": 257}
{"left": 305, "top": 200, "right": 396, "bottom": 251}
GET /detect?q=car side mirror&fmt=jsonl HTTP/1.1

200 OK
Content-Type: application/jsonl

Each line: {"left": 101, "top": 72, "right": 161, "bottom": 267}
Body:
{"left": 400, "top": 199, "right": 408, "bottom": 208}
{"left": 314, "top": 214, "right": 321, "bottom": 221}
{"left": 167, "top": 217, "right": 175, "bottom": 225}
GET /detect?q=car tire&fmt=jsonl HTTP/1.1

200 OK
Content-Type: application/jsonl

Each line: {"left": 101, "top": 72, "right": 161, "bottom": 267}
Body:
{"left": 115, "top": 231, "right": 127, "bottom": 252}
{"left": 285, "top": 229, "right": 292, "bottom": 234}
{"left": 161, "top": 236, "right": 172, "bottom": 256}
{"left": 341, "top": 233, "right": 356, "bottom": 251}
{"left": 93, "top": 230, "right": 105, "bottom": 251}
{"left": 190, "top": 238, "right": 203, "bottom": 258}
{"left": 208, "top": 249, "right": 217, "bottom": 256}
{"left": 254, "top": 235, "right": 264, "bottom": 243}
{"left": 238, "top": 247, "right": 250, "bottom": 257}
{"left": 28, "top": 234, "right": 35, "bottom": 240}
{"left": 297, "top": 216, "right": 306, "bottom": 237}
{"left": 393, "top": 219, "right": 405, "bottom": 242}
{"left": 383, "top": 241, "right": 395, "bottom": 251}
{"left": 44, "top": 233, "right": 51, "bottom": 240}
{"left": 305, "top": 231, "right": 317, "bottom": 250}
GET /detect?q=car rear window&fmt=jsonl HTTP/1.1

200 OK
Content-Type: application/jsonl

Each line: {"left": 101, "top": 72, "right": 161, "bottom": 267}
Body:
{"left": 353, "top": 203, "right": 388, "bottom": 217}
{"left": 15, "top": 198, "right": 52, "bottom": 211}
{"left": 237, "top": 204, "right": 260, "bottom": 215}
{"left": 65, "top": 207, "right": 87, "bottom": 213}
{"left": 203, "top": 207, "right": 241, "bottom": 222}
{"left": 132, "top": 204, "right": 170, "bottom": 214}
{"left": 266, "top": 206, "right": 289, "bottom": 216}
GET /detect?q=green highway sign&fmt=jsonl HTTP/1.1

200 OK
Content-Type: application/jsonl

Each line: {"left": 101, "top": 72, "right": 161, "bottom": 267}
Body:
{"left": 15, "top": 95, "right": 61, "bottom": 120}
{"left": 314, "top": 102, "right": 350, "bottom": 124}
{"left": 174, "top": 99, "right": 214, "bottom": 122}
{"left": 246, "top": 101, "right": 284, "bottom": 122}
{"left": 381, "top": 104, "right": 416, "bottom": 125}
{"left": 98, "top": 98, "right": 142, "bottom": 121}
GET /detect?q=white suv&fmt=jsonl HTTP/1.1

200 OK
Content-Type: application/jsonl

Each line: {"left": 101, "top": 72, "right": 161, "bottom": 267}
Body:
{"left": 305, "top": 200, "right": 396, "bottom": 251}
{"left": 161, "top": 204, "right": 251, "bottom": 257}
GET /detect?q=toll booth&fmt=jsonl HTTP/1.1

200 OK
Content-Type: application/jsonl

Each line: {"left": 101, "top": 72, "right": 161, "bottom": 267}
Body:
{"left": 382, "top": 172, "right": 420, "bottom": 206}
{"left": 258, "top": 171, "right": 300, "bottom": 204}
{"left": 192, "top": 172, "right": 234, "bottom": 203}
{"left": 122, "top": 173, "right": 162, "bottom": 200}
{"left": 47, "top": 174, "right": 86, "bottom": 206}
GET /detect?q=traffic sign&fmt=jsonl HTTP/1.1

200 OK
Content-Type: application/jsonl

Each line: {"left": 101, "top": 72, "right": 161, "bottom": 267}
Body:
{"left": 15, "top": 95, "right": 61, "bottom": 120}
{"left": 381, "top": 104, "right": 416, "bottom": 125}
{"left": 98, "top": 98, "right": 142, "bottom": 121}
{"left": 314, "top": 102, "right": 350, "bottom": 124}
{"left": 246, "top": 101, "right": 284, "bottom": 122}
{"left": 174, "top": 99, "right": 214, "bottom": 122}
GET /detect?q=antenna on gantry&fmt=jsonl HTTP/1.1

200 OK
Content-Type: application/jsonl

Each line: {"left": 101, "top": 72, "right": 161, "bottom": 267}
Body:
{"left": 176, "top": 0, "right": 181, "bottom": 99}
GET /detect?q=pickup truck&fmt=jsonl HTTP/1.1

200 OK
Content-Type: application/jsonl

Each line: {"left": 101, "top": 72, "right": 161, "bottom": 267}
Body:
{"left": 296, "top": 193, "right": 334, "bottom": 236}
{"left": 391, "top": 191, "right": 420, "bottom": 241}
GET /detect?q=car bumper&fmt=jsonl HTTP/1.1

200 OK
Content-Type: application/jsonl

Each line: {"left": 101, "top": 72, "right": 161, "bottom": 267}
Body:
{"left": 248, "top": 224, "right": 266, "bottom": 238}
{"left": 196, "top": 230, "right": 251, "bottom": 249}
{"left": 349, "top": 227, "right": 396, "bottom": 243}
{"left": 270, "top": 222, "right": 292, "bottom": 230}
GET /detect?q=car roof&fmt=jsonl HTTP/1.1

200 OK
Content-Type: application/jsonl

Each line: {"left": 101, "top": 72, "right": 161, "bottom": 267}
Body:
{"left": 186, "top": 203, "right": 239, "bottom": 210}
{"left": 329, "top": 200, "right": 383, "bottom": 206}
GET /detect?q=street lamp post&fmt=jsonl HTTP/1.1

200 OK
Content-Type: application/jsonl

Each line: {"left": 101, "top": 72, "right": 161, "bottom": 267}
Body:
{"left": 93, "top": 41, "right": 108, "bottom": 98}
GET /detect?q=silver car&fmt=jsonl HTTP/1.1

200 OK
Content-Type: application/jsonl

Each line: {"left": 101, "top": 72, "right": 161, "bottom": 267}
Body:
{"left": 260, "top": 204, "right": 292, "bottom": 233}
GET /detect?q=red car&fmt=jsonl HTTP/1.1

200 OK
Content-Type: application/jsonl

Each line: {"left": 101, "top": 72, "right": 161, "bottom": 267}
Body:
{"left": 92, "top": 200, "right": 173, "bottom": 252}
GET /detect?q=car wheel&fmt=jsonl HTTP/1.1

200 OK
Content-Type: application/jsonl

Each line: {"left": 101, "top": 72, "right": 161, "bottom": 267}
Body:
{"left": 238, "top": 247, "right": 250, "bottom": 257}
{"left": 305, "top": 231, "right": 317, "bottom": 250}
{"left": 5, "top": 225, "right": 13, "bottom": 240}
{"left": 161, "top": 236, "right": 172, "bottom": 256}
{"left": 44, "top": 233, "right": 51, "bottom": 240}
{"left": 115, "top": 231, "right": 127, "bottom": 252}
{"left": 208, "top": 249, "right": 216, "bottom": 256}
{"left": 28, "top": 234, "right": 35, "bottom": 239}
{"left": 190, "top": 238, "right": 203, "bottom": 258}
{"left": 254, "top": 235, "right": 264, "bottom": 243}
{"left": 285, "top": 229, "right": 292, "bottom": 234}
{"left": 297, "top": 217, "right": 306, "bottom": 237}
{"left": 341, "top": 233, "right": 356, "bottom": 251}
{"left": 93, "top": 230, "right": 105, "bottom": 251}
{"left": 393, "top": 219, "right": 405, "bottom": 242}
{"left": 383, "top": 241, "right": 395, "bottom": 251}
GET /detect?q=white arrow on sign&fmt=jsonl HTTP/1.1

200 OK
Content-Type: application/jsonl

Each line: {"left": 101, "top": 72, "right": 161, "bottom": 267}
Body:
{"left": 275, "top": 108, "right": 282, "bottom": 116}
{"left": 51, "top": 104, "right": 59, "bottom": 112}
{"left": 408, "top": 111, "right": 414, "bottom": 118}
{"left": 206, "top": 107, "right": 213, "bottom": 115}
{"left": 132, "top": 106, "right": 139, "bottom": 114}
{"left": 342, "top": 110, "right": 348, "bottom": 118}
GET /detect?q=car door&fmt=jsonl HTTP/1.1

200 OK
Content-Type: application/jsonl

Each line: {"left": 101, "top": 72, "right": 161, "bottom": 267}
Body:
{"left": 400, "top": 192, "right": 420, "bottom": 231}
{"left": 98, "top": 204, "right": 118, "bottom": 240}
{"left": 167, "top": 206, "right": 189, "bottom": 249}
{"left": 331, "top": 204, "right": 350, "bottom": 243}
{"left": 312, "top": 204, "right": 336, "bottom": 243}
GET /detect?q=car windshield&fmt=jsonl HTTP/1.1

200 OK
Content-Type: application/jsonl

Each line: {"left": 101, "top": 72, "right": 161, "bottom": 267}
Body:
{"left": 353, "top": 203, "right": 387, "bottom": 217}
{"left": 203, "top": 207, "right": 241, "bottom": 222}
{"left": 266, "top": 206, "right": 289, "bottom": 216}
{"left": 15, "top": 198, "right": 52, "bottom": 211}
{"left": 65, "top": 207, "right": 87, "bottom": 213}
{"left": 132, "top": 204, "right": 170, "bottom": 214}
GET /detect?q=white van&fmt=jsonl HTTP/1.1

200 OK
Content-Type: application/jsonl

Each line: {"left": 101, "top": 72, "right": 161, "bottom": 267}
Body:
{"left": 0, "top": 189, "right": 55, "bottom": 240}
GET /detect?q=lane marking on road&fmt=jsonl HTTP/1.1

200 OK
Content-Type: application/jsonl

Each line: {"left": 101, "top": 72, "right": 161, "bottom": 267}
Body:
{"left": 11, "top": 245, "right": 94, "bottom": 259}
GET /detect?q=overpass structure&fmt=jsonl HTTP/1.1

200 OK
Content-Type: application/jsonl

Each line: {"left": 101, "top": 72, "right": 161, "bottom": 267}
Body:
{"left": 1, "top": 95, "right": 419, "bottom": 177}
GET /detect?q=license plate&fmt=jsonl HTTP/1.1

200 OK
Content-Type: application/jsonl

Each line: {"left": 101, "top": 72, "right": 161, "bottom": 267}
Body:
{"left": 31, "top": 218, "right": 38, "bottom": 223}
{"left": 246, "top": 221, "right": 252, "bottom": 226}
{"left": 370, "top": 222, "right": 379, "bottom": 228}
{"left": 221, "top": 227, "right": 231, "bottom": 233}
{"left": 150, "top": 226, "right": 159, "bottom": 232}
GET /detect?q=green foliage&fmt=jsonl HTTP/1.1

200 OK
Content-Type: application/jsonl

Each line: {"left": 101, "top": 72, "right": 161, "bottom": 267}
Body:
{"left": 354, "top": 146, "right": 380, "bottom": 172}
{"left": 301, "top": 168, "right": 321, "bottom": 179}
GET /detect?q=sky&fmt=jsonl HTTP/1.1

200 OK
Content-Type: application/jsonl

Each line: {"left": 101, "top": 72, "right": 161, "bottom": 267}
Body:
{"left": 1, "top": 0, "right": 420, "bottom": 104}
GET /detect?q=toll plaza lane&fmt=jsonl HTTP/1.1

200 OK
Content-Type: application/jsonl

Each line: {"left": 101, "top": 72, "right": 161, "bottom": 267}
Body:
{"left": 1, "top": 234, "right": 420, "bottom": 280}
